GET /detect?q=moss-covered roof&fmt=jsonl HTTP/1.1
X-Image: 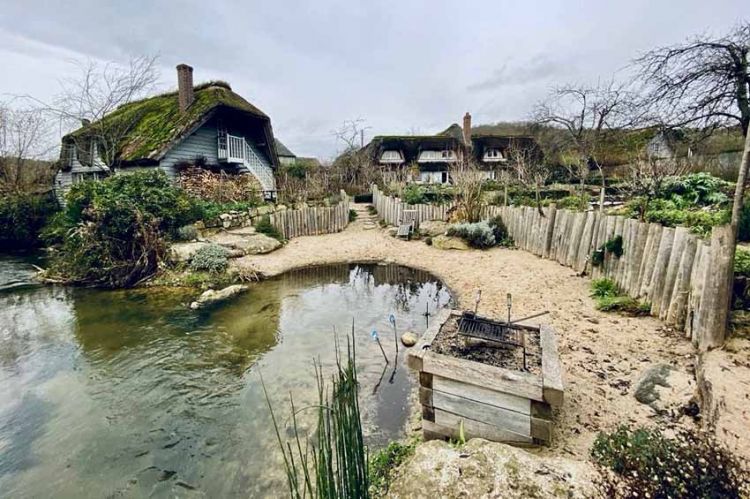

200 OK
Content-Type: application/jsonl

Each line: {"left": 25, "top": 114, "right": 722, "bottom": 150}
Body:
{"left": 64, "top": 81, "right": 272, "bottom": 163}
{"left": 274, "top": 138, "right": 296, "bottom": 157}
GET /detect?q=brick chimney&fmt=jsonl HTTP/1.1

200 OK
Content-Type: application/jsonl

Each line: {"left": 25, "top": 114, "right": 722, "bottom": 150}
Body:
{"left": 177, "top": 64, "right": 194, "bottom": 113}
{"left": 463, "top": 112, "right": 472, "bottom": 147}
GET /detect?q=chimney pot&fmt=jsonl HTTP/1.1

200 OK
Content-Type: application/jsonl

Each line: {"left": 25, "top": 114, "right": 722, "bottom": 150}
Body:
{"left": 463, "top": 112, "right": 472, "bottom": 147}
{"left": 177, "top": 64, "right": 195, "bottom": 113}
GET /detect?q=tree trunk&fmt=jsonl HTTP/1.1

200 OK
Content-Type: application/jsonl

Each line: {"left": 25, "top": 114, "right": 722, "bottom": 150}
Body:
{"left": 725, "top": 126, "right": 750, "bottom": 338}
{"left": 535, "top": 181, "right": 544, "bottom": 217}
{"left": 597, "top": 165, "right": 606, "bottom": 214}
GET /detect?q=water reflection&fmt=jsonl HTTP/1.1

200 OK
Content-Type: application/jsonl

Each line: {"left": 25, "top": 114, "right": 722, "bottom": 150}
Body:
{"left": 0, "top": 259, "right": 451, "bottom": 498}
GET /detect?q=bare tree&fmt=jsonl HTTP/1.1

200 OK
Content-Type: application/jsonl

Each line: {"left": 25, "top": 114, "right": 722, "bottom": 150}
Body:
{"left": 509, "top": 145, "right": 550, "bottom": 216}
{"left": 624, "top": 155, "right": 689, "bottom": 220}
{"left": 634, "top": 23, "right": 750, "bottom": 228}
{"left": 533, "top": 80, "right": 640, "bottom": 211}
{"left": 0, "top": 103, "right": 56, "bottom": 193}
{"left": 27, "top": 55, "right": 159, "bottom": 167}
{"left": 634, "top": 23, "right": 750, "bottom": 335}
{"left": 330, "top": 118, "right": 381, "bottom": 191}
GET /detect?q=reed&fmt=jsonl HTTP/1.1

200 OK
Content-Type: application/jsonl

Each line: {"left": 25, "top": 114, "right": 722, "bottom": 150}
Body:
{"left": 264, "top": 325, "right": 370, "bottom": 499}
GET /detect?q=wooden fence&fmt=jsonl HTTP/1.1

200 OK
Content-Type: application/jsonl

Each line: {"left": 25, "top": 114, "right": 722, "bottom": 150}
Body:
{"left": 369, "top": 186, "right": 731, "bottom": 350}
{"left": 270, "top": 191, "right": 350, "bottom": 239}
{"left": 372, "top": 185, "right": 452, "bottom": 226}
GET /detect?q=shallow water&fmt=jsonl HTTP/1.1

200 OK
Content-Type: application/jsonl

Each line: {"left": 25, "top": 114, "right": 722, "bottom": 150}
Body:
{"left": 0, "top": 256, "right": 451, "bottom": 498}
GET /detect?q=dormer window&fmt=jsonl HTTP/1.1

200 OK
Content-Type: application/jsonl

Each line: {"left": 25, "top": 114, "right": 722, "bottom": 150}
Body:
{"left": 483, "top": 148, "right": 506, "bottom": 162}
{"left": 418, "top": 150, "right": 456, "bottom": 162}
{"left": 380, "top": 150, "right": 404, "bottom": 163}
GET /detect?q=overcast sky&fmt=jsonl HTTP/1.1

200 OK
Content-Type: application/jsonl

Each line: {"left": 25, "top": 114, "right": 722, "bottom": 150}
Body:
{"left": 0, "top": 1, "right": 746, "bottom": 160}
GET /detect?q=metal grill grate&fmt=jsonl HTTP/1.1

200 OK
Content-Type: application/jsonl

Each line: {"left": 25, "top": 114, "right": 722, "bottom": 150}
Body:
{"left": 457, "top": 312, "right": 528, "bottom": 371}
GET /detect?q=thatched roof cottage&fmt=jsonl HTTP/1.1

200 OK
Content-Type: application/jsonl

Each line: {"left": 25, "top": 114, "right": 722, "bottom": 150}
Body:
{"left": 56, "top": 64, "right": 281, "bottom": 200}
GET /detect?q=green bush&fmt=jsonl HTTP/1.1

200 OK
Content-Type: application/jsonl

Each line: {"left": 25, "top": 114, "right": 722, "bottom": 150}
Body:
{"left": 592, "top": 425, "right": 749, "bottom": 498}
{"left": 447, "top": 221, "right": 496, "bottom": 249}
{"left": 0, "top": 193, "right": 59, "bottom": 250}
{"left": 735, "top": 247, "right": 750, "bottom": 277}
{"left": 194, "top": 200, "right": 258, "bottom": 223}
{"left": 590, "top": 278, "right": 650, "bottom": 315}
{"left": 738, "top": 201, "right": 750, "bottom": 242}
{"left": 604, "top": 235, "right": 624, "bottom": 257}
{"left": 557, "top": 194, "right": 590, "bottom": 211}
{"left": 488, "top": 215, "right": 513, "bottom": 247}
{"left": 189, "top": 244, "right": 229, "bottom": 273}
{"left": 402, "top": 184, "right": 453, "bottom": 205}
{"left": 591, "top": 278, "right": 619, "bottom": 298}
{"left": 44, "top": 170, "right": 201, "bottom": 287}
{"left": 349, "top": 209, "right": 358, "bottom": 222}
{"left": 176, "top": 225, "right": 199, "bottom": 241}
{"left": 254, "top": 215, "right": 283, "bottom": 241}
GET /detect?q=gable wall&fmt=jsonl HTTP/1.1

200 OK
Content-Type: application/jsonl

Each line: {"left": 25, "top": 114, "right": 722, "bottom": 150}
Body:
{"left": 159, "top": 124, "right": 219, "bottom": 177}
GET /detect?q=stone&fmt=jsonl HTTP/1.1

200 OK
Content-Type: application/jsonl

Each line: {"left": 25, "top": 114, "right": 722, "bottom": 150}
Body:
{"left": 169, "top": 242, "right": 211, "bottom": 263}
{"left": 189, "top": 284, "right": 248, "bottom": 309}
{"left": 634, "top": 363, "right": 695, "bottom": 415}
{"left": 219, "top": 213, "right": 231, "bottom": 220}
{"left": 387, "top": 439, "right": 600, "bottom": 498}
{"left": 419, "top": 220, "right": 450, "bottom": 237}
{"left": 401, "top": 332, "right": 418, "bottom": 347}
{"left": 387, "top": 227, "right": 399, "bottom": 238}
{"left": 432, "top": 235, "right": 469, "bottom": 250}
{"left": 209, "top": 232, "right": 281, "bottom": 255}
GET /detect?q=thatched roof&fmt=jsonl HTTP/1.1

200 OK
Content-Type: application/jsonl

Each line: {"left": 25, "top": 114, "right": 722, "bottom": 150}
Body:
{"left": 274, "top": 138, "right": 296, "bottom": 158}
{"left": 63, "top": 81, "right": 278, "bottom": 167}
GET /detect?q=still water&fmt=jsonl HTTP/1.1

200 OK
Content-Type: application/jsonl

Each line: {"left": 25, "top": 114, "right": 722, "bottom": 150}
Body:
{"left": 0, "top": 256, "right": 451, "bottom": 498}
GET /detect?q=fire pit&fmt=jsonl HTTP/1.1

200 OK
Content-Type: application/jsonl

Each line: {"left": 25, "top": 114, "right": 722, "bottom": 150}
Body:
{"left": 407, "top": 309, "right": 563, "bottom": 445}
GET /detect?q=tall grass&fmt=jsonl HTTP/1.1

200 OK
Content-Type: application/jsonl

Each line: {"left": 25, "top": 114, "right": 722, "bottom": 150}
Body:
{"left": 263, "top": 326, "right": 370, "bottom": 498}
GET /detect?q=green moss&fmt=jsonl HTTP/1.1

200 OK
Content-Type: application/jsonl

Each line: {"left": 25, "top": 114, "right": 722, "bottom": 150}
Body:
{"left": 66, "top": 83, "right": 267, "bottom": 162}
{"left": 369, "top": 440, "right": 417, "bottom": 497}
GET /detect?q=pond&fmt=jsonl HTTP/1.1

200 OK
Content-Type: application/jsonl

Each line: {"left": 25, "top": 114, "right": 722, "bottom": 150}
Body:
{"left": 0, "top": 256, "right": 452, "bottom": 497}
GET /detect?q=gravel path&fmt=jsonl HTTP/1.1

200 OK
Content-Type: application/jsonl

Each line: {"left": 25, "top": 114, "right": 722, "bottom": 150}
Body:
{"left": 234, "top": 205, "right": 695, "bottom": 459}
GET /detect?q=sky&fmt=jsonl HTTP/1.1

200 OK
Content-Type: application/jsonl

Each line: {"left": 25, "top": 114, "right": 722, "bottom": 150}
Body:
{"left": 0, "top": 0, "right": 746, "bottom": 160}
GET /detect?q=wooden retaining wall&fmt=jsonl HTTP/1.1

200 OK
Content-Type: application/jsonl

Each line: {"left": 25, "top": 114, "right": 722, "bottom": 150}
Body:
{"left": 369, "top": 186, "right": 730, "bottom": 350}
{"left": 488, "top": 204, "right": 731, "bottom": 350}
{"left": 270, "top": 193, "right": 350, "bottom": 240}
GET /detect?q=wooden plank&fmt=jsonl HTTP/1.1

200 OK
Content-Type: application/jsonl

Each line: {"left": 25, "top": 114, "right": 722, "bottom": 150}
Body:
{"left": 432, "top": 375, "right": 530, "bottom": 415}
{"left": 406, "top": 308, "right": 453, "bottom": 371}
{"left": 425, "top": 411, "right": 534, "bottom": 444}
{"left": 626, "top": 221, "right": 649, "bottom": 296}
{"left": 658, "top": 227, "right": 689, "bottom": 319}
{"left": 638, "top": 224, "right": 662, "bottom": 298}
{"left": 540, "top": 325, "right": 564, "bottom": 407}
{"left": 421, "top": 351, "right": 544, "bottom": 402}
{"left": 649, "top": 227, "right": 676, "bottom": 312}
{"left": 422, "top": 387, "right": 532, "bottom": 436}
{"left": 667, "top": 233, "right": 698, "bottom": 327}
{"left": 695, "top": 225, "right": 732, "bottom": 350}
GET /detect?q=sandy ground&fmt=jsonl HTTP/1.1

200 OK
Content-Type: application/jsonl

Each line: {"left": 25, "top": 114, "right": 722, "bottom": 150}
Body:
{"left": 234, "top": 204, "right": 697, "bottom": 460}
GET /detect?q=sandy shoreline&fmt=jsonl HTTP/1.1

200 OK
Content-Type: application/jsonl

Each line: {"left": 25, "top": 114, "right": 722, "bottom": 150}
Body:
{"left": 234, "top": 210, "right": 696, "bottom": 460}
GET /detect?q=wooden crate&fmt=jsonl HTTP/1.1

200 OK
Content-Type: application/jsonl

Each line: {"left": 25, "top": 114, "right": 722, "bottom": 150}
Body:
{"left": 407, "top": 309, "right": 564, "bottom": 445}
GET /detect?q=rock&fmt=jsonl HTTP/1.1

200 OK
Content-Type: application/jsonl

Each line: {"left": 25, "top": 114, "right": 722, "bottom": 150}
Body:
{"left": 387, "top": 439, "right": 600, "bottom": 498}
{"left": 419, "top": 220, "right": 449, "bottom": 237}
{"left": 634, "top": 363, "right": 695, "bottom": 415}
{"left": 432, "top": 235, "right": 469, "bottom": 250}
{"left": 169, "top": 242, "right": 211, "bottom": 263}
{"left": 386, "top": 227, "right": 399, "bottom": 238}
{"left": 228, "top": 226, "right": 257, "bottom": 236}
{"left": 219, "top": 213, "right": 231, "bottom": 220}
{"left": 401, "top": 332, "right": 418, "bottom": 347}
{"left": 189, "top": 284, "right": 248, "bottom": 309}
{"left": 255, "top": 205, "right": 273, "bottom": 215}
{"left": 210, "top": 232, "right": 281, "bottom": 255}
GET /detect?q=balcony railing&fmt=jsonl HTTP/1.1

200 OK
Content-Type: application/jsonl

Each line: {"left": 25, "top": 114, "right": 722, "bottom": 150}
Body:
{"left": 217, "top": 133, "right": 277, "bottom": 197}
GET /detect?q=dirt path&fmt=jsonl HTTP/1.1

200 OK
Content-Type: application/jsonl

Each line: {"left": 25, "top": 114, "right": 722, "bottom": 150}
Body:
{"left": 234, "top": 204, "right": 696, "bottom": 459}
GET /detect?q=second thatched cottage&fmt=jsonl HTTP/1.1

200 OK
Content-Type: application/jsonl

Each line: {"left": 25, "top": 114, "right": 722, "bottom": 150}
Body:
{"left": 55, "top": 64, "right": 281, "bottom": 200}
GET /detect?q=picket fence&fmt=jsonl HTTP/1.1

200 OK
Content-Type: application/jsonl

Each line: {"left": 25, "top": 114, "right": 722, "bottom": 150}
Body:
{"left": 372, "top": 185, "right": 452, "bottom": 226}
{"left": 370, "top": 186, "right": 731, "bottom": 349}
{"left": 270, "top": 191, "right": 350, "bottom": 239}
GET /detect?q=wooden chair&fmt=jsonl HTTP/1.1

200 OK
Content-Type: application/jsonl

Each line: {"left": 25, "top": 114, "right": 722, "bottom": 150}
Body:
{"left": 397, "top": 209, "right": 418, "bottom": 239}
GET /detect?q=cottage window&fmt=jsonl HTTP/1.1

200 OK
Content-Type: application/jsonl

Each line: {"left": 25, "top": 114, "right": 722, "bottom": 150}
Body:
{"left": 380, "top": 150, "right": 403, "bottom": 163}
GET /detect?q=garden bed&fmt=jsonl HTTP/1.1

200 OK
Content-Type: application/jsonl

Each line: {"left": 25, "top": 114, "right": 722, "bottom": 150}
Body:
{"left": 407, "top": 309, "right": 563, "bottom": 446}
